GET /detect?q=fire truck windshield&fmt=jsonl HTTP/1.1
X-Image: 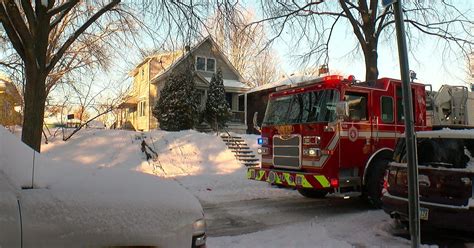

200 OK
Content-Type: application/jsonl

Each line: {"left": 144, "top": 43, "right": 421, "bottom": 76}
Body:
{"left": 263, "top": 89, "right": 340, "bottom": 126}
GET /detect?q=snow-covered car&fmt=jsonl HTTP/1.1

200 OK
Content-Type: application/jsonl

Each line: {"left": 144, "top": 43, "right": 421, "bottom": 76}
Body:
{"left": 0, "top": 127, "right": 206, "bottom": 247}
{"left": 382, "top": 130, "right": 474, "bottom": 232}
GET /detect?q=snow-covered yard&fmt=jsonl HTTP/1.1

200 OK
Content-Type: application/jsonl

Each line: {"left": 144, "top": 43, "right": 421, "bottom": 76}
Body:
{"left": 38, "top": 128, "right": 417, "bottom": 247}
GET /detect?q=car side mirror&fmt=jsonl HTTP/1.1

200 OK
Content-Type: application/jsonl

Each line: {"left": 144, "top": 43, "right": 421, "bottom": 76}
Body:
{"left": 336, "top": 101, "right": 349, "bottom": 119}
{"left": 253, "top": 112, "right": 261, "bottom": 133}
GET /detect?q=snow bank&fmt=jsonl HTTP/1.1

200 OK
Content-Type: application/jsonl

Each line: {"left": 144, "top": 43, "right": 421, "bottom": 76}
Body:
{"left": 41, "top": 129, "right": 296, "bottom": 204}
{"left": 135, "top": 130, "right": 296, "bottom": 203}
{"left": 0, "top": 126, "right": 203, "bottom": 223}
{"left": 42, "top": 129, "right": 146, "bottom": 170}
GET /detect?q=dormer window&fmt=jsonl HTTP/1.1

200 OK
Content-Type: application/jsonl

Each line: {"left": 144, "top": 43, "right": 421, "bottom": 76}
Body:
{"left": 196, "top": 56, "right": 215, "bottom": 72}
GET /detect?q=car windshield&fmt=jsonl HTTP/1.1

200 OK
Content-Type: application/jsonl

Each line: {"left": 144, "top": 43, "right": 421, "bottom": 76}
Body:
{"left": 263, "top": 89, "right": 340, "bottom": 126}
{"left": 394, "top": 137, "right": 474, "bottom": 168}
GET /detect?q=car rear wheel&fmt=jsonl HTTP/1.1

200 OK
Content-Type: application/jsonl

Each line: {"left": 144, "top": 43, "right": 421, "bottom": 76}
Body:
{"left": 297, "top": 189, "right": 328, "bottom": 198}
{"left": 366, "top": 158, "right": 390, "bottom": 208}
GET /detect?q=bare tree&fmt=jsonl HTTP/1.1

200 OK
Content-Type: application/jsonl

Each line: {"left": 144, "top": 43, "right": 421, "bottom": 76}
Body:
{"left": 249, "top": 1, "right": 473, "bottom": 82}
{"left": 209, "top": 5, "right": 279, "bottom": 86}
{"left": 249, "top": 48, "right": 279, "bottom": 86}
{"left": 0, "top": 0, "right": 126, "bottom": 151}
{"left": 49, "top": 72, "right": 130, "bottom": 141}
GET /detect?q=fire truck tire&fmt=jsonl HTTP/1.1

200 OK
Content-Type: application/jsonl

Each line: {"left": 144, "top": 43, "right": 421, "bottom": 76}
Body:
{"left": 297, "top": 189, "right": 328, "bottom": 198}
{"left": 366, "top": 158, "right": 390, "bottom": 208}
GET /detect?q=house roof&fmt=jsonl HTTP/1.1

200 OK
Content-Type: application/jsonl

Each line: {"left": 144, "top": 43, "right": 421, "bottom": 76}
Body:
{"left": 203, "top": 77, "right": 250, "bottom": 89}
{"left": 150, "top": 36, "right": 246, "bottom": 84}
{"left": 129, "top": 51, "right": 183, "bottom": 77}
{"left": 246, "top": 74, "right": 322, "bottom": 94}
{"left": 117, "top": 95, "right": 138, "bottom": 109}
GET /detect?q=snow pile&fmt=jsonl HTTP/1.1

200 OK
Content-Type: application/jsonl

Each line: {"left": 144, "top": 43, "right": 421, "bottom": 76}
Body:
{"left": 42, "top": 129, "right": 295, "bottom": 204}
{"left": 135, "top": 130, "right": 295, "bottom": 203}
{"left": 0, "top": 126, "right": 202, "bottom": 225}
{"left": 42, "top": 129, "right": 146, "bottom": 170}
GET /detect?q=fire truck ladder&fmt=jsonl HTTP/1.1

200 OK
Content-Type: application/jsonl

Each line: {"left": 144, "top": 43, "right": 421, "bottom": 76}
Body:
{"left": 220, "top": 133, "right": 259, "bottom": 167}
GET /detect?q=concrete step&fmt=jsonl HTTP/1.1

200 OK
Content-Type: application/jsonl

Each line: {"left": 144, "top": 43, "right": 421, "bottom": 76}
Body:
{"left": 221, "top": 136, "right": 242, "bottom": 140}
{"left": 221, "top": 135, "right": 259, "bottom": 167}
{"left": 222, "top": 138, "right": 245, "bottom": 142}
{"left": 225, "top": 142, "right": 246, "bottom": 146}
{"left": 228, "top": 146, "right": 250, "bottom": 150}
{"left": 232, "top": 150, "right": 253, "bottom": 154}
{"left": 239, "top": 158, "right": 260, "bottom": 162}
{"left": 235, "top": 154, "right": 256, "bottom": 158}
{"left": 244, "top": 162, "right": 260, "bottom": 167}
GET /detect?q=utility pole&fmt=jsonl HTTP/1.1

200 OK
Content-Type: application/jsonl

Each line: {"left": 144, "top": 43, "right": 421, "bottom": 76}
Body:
{"left": 391, "top": 1, "right": 421, "bottom": 247}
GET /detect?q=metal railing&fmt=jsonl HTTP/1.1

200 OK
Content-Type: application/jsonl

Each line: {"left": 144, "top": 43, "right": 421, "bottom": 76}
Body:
{"left": 229, "top": 111, "right": 245, "bottom": 123}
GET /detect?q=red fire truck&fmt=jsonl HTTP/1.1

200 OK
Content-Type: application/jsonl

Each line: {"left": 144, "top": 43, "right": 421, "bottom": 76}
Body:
{"left": 247, "top": 74, "right": 473, "bottom": 207}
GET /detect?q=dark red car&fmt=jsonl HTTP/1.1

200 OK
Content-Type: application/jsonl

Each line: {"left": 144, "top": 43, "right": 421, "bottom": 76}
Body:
{"left": 382, "top": 130, "right": 474, "bottom": 232}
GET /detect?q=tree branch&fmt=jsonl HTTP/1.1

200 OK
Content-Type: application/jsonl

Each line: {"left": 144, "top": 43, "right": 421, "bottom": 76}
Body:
{"left": 20, "top": 0, "right": 37, "bottom": 32}
{"left": 375, "top": 6, "right": 390, "bottom": 39}
{"left": 0, "top": 3, "right": 27, "bottom": 60}
{"left": 47, "top": 0, "right": 120, "bottom": 73}
{"left": 1, "top": 1, "right": 33, "bottom": 47}
{"left": 49, "top": 0, "right": 80, "bottom": 30}
{"left": 339, "top": 0, "right": 366, "bottom": 50}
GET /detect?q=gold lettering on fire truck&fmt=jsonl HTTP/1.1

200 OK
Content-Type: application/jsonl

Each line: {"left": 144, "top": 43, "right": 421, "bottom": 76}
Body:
{"left": 276, "top": 125, "right": 294, "bottom": 140}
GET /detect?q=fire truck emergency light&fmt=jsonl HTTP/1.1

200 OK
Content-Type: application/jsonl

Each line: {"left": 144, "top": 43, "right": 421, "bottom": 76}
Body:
{"left": 257, "top": 137, "right": 268, "bottom": 145}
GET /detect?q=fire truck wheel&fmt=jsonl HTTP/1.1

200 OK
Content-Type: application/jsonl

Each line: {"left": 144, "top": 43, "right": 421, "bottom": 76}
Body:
{"left": 366, "top": 159, "right": 390, "bottom": 208}
{"left": 297, "top": 189, "right": 328, "bottom": 198}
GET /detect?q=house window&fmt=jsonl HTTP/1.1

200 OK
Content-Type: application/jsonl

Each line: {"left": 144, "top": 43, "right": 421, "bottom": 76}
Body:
{"left": 196, "top": 57, "right": 206, "bottom": 71}
{"left": 206, "top": 58, "right": 215, "bottom": 72}
{"left": 196, "top": 56, "right": 216, "bottom": 72}
{"left": 138, "top": 101, "right": 146, "bottom": 117}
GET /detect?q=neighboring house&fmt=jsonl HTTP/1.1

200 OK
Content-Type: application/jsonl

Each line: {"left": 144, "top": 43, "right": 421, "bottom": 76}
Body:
{"left": 118, "top": 36, "right": 250, "bottom": 132}
{"left": 0, "top": 74, "right": 22, "bottom": 127}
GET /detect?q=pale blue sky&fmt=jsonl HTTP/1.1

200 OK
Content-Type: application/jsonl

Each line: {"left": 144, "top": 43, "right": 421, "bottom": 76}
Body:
{"left": 45, "top": 0, "right": 473, "bottom": 104}
{"left": 248, "top": 1, "right": 473, "bottom": 91}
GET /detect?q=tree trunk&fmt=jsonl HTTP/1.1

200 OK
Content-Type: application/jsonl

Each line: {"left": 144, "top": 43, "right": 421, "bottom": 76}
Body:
{"left": 364, "top": 42, "right": 379, "bottom": 81}
{"left": 21, "top": 62, "right": 47, "bottom": 152}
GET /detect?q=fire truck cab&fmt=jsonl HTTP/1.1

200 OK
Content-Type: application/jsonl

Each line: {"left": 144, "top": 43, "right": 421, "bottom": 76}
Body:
{"left": 247, "top": 75, "right": 431, "bottom": 207}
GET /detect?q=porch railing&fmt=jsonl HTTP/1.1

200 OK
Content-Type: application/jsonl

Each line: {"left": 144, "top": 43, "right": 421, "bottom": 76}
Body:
{"left": 229, "top": 111, "right": 245, "bottom": 124}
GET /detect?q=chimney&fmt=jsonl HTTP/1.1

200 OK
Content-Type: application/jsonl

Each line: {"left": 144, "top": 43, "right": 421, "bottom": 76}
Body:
{"left": 185, "top": 45, "right": 191, "bottom": 52}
